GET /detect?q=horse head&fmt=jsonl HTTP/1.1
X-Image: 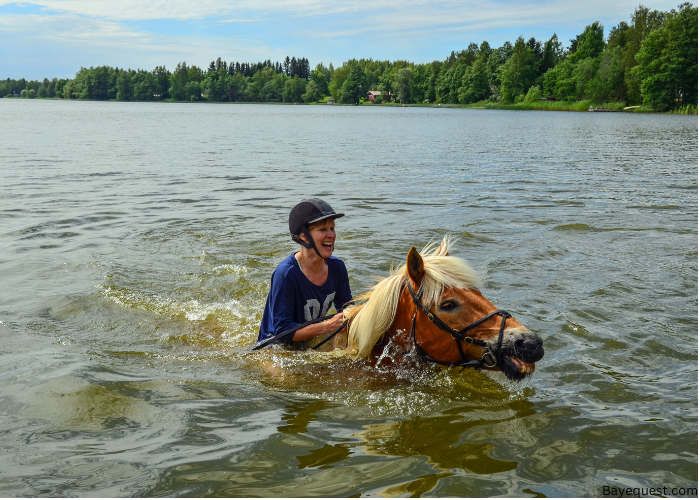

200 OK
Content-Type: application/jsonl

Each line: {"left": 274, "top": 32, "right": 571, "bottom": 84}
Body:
{"left": 346, "top": 239, "right": 544, "bottom": 381}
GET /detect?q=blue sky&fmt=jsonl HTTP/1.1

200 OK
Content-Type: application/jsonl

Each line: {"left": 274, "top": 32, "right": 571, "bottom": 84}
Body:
{"left": 0, "top": 0, "right": 692, "bottom": 80}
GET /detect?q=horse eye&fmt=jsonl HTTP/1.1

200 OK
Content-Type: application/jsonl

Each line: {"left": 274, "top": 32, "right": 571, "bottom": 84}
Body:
{"left": 440, "top": 301, "right": 457, "bottom": 311}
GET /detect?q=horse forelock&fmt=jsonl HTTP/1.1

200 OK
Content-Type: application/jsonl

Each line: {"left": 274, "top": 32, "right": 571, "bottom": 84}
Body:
{"left": 346, "top": 238, "right": 481, "bottom": 358}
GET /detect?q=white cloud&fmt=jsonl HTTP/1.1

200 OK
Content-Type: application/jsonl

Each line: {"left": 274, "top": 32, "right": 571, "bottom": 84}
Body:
{"left": 6, "top": 0, "right": 684, "bottom": 22}
{"left": 1, "top": 0, "right": 694, "bottom": 78}
{"left": 1, "top": 13, "right": 173, "bottom": 48}
{"left": 0, "top": 12, "right": 274, "bottom": 77}
{"left": 2, "top": 0, "right": 334, "bottom": 20}
{"left": 298, "top": 0, "right": 685, "bottom": 39}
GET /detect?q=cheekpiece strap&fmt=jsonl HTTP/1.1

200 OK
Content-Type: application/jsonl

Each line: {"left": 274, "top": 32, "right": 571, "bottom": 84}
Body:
{"left": 406, "top": 280, "right": 510, "bottom": 369}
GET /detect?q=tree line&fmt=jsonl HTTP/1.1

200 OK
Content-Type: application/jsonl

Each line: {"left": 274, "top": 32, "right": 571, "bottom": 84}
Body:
{"left": 0, "top": 56, "right": 314, "bottom": 103}
{"left": 1, "top": 4, "right": 696, "bottom": 111}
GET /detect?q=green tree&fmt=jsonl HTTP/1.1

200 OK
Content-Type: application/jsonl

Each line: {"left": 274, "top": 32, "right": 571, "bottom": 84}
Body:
{"left": 61, "top": 80, "right": 74, "bottom": 99}
{"left": 434, "top": 66, "right": 450, "bottom": 103}
{"left": 485, "top": 42, "right": 511, "bottom": 100}
{"left": 634, "top": 3, "right": 698, "bottom": 110}
{"left": 499, "top": 37, "right": 537, "bottom": 103}
{"left": 302, "top": 80, "right": 322, "bottom": 102}
{"left": 187, "top": 66, "right": 204, "bottom": 84}
{"left": 478, "top": 41, "right": 492, "bottom": 61}
{"left": 221, "top": 72, "right": 248, "bottom": 101}
{"left": 339, "top": 64, "right": 366, "bottom": 104}
{"left": 132, "top": 70, "right": 159, "bottom": 101}
{"left": 395, "top": 67, "right": 412, "bottom": 103}
{"left": 377, "top": 69, "right": 395, "bottom": 102}
{"left": 116, "top": 70, "right": 133, "bottom": 101}
{"left": 622, "top": 5, "right": 666, "bottom": 104}
{"left": 523, "top": 85, "right": 542, "bottom": 102}
{"left": 543, "top": 59, "right": 576, "bottom": 100}
{"left": 169, "top": 62, "right": 191, "bottom": 100}
{"left": 329, "top": 61, "right": 354, "bottom": 102}
{"left": 436, "top": 63, "right": 467, "bottom": 103}
{"left": 310, "top": 68, "right": 329, "bottom": 96}
{"left": 586, "top": 47, "right": 625, "bottom": 102}
{"left": 27, "top": 80, "right": 41, "bottom": 93}
{"left": 363, "top": 60, "right": 387, "bottom": 90}
{"left": 70, "top": 66, "right": 116, "bottom": 100}
{"left": 423, "top": 61, "right": 442, "bottom": 103}
{"left": 152, "top": 66, "right": 171, "bottom": 99}
{"left": 458, "top": 58, "right": 489, "bottom": 103}
{"left": 47, "top": 78, "right": 57, "bottom": 97}
{"left": 449, "top": 64, "right": 468, "bottom": 103}
{"left": 70, "top": 69, "right": 87, "bottom": 99}
{"left": 282, "top": 75, "right": 306, "bottom": 102}
{"left": 55, "top": 79, "right": 67, "bottom": 98}
{"left": 1, "top": 78, "right": 10, "bottom": 96}
{"left": 262, "top": 74, "right": 286, "bottom": 102}
{"left": 573, "top": 22, "right": 605, "bottom": 61}
{"left": 607, "top": 22, "right": 630, "bottom": 50}
{"left": 409, "top": 64, "right": 429, "bottom": 103}
{"left": 184, "top": 81, "right": 201, "bottom": 101}
{"left": 666, "top": 3, "right": 698, "bottom": 106}
{"left": 249, "top": 66, "right": 284, "bottom": 101}
{"left": 571, "top": 56, "right": 599, "bottom": 100}
{"left": 541, "top": 34, "right": 563, "bottom": 75}
{"left": 202, "top": 64, "right": 228, "bottom": 102}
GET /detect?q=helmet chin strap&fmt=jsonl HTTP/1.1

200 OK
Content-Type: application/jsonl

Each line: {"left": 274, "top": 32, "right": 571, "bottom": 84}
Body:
{"left": 299, "top": 226, "right": 324, "bottom": 259}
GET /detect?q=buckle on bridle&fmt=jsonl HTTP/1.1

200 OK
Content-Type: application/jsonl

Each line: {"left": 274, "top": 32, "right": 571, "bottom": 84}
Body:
{"left": 481, "top": 344, "right": 498, "bottom": 368}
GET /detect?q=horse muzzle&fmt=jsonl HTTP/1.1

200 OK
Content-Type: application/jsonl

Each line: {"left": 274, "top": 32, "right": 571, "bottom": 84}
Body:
{"left": 497, "top": 331, "right": 544, "bottom": 380}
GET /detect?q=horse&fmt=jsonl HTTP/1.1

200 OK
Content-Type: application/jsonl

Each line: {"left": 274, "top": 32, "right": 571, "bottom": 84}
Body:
{"left": 309, "top": 238, "right": 544, "bottom": 381}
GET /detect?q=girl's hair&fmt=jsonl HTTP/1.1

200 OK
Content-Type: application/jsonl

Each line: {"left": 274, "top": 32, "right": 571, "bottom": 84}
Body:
{"left": 306, "top": 218, "right": 335, "bottom": 232}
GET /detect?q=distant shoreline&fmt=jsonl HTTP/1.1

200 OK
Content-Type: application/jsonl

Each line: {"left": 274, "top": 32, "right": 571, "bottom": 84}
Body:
{"left": 3, "top": 96, "right": 696, "bottom": 114}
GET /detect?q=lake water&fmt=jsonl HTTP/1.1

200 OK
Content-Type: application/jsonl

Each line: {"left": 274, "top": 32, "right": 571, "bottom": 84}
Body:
{"left": 0, "top": 99, "right": 697, "bottom": 497}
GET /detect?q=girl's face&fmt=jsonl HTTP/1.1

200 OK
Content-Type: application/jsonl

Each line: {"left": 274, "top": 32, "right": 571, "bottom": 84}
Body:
{"left": 307, "top": 219, "right": 336, "bottom": 259}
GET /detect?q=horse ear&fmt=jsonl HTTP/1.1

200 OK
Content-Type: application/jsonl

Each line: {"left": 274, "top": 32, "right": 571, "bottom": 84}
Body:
{"left": 407, "top": 247, "right": 425, "bottom": 285}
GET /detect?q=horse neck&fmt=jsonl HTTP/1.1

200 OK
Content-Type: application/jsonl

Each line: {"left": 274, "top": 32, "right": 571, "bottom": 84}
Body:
{"left": 381, "top": 284, "right": 416, "bottom": 354}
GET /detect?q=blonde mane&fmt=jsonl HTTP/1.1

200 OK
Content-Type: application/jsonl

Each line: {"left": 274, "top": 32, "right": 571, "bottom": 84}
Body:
{"left": 344, "top": 238, "right": 481, "bottom": 357}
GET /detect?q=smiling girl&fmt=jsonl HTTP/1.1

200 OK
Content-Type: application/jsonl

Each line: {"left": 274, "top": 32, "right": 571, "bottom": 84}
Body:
{"left": 257, "top": 199, "right": 352, "bottom": 346}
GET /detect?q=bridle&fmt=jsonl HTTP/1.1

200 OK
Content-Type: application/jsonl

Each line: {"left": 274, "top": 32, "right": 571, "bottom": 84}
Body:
{"left": 407, "top": 281, "right": 511, "bottom": 370}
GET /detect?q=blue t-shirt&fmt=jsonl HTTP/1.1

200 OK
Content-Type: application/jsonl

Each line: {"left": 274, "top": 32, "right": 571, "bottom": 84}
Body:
{"left": 258, "top": 254, "right": 353, "bottom": 344}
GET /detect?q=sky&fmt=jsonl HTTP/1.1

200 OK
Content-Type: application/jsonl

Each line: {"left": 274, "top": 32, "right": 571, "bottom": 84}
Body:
{"left": 0, "top": 0, "right": 693, "bottom": 80}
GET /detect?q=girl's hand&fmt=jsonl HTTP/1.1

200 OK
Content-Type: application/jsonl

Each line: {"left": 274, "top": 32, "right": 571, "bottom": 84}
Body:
{"left": 293, "top": 312, "right": 346, "bottom": 341}
{"left": 325, "top": 312, "right": 345, "bottom": 333}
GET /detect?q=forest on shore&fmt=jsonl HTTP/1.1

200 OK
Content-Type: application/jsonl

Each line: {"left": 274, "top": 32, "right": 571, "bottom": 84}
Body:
{"left": 2, "top": 4, "right": 696, "bottom": 112}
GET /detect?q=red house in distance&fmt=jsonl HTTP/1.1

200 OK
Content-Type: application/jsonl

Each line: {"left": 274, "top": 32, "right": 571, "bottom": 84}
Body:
{"left": 367, "top": 90, "right": 382, "bottom": 102}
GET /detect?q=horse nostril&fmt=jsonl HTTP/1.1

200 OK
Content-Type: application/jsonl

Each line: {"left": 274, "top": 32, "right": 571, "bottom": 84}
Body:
{"left": 514, "top": 338, "right": 525, "bottom": 350}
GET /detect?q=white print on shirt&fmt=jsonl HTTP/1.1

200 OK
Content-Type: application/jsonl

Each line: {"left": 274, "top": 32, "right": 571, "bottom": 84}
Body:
{"left": 304, "top": 292, "right": 335, "bottom": 321}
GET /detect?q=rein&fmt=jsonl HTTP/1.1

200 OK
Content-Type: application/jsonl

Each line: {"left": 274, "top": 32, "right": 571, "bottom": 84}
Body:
{"left": 252, "top": 315, "right": 348, "bottom": 351}
{"left": 407, "top": 281, "right": 511, "bottom": 370}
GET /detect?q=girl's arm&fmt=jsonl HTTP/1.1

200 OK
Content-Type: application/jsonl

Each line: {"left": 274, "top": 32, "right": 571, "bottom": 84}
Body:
{"left": 291, "top": 312, "right": 345, "bottom": 341}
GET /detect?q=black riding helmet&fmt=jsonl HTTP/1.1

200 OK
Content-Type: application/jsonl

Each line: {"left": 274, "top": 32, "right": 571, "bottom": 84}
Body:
{"left": 289, "top": 198, "right": 344, "bottom": 258}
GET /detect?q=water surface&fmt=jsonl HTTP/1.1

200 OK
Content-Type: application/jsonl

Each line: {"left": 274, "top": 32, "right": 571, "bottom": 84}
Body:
{"left": 0, "top": 100, "right": 697, "bottom": 497}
